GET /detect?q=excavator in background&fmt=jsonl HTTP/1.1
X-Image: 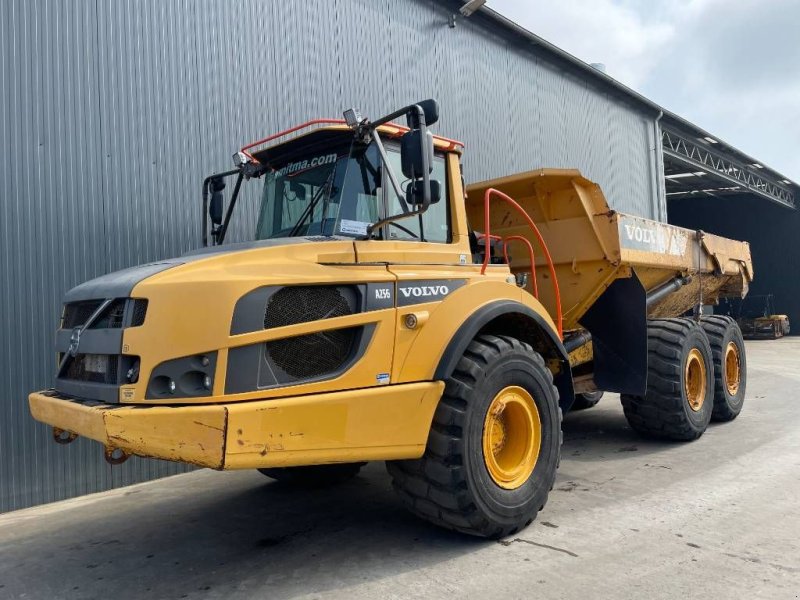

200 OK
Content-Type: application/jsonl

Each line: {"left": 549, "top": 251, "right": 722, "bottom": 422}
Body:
{"left": 735, "top": 294, "right": 790, "bottom": 339}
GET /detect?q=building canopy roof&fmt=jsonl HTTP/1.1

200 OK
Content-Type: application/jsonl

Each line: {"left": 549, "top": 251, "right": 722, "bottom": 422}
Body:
{"left": 462, "top": 1, "right": 797, "bottom": 208}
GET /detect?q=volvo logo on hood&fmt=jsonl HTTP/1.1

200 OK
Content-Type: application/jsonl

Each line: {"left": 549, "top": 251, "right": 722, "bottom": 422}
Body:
{"left": 68, "top": 327, "right": 82, "bottom": 357}
{"left": 396, "top": 279, "right": 466, "bottom": 306}
{"left": 400, "top": 285, "right": 450, "bottom": 298}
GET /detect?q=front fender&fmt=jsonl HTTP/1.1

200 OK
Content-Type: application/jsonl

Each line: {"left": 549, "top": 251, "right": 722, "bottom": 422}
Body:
{"left": 433, "top": 299, "right": 567, "bottom": 380}
{"left": 396, "top": 277, "right": 567, "bottom": 378}
{"left": 394, "top": 278, "right": 572, "bottom": 410}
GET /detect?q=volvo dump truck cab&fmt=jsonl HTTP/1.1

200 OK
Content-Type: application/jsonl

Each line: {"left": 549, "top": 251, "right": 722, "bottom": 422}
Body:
{"left": 29, "top": 100, "right": 752, "bottom": 538}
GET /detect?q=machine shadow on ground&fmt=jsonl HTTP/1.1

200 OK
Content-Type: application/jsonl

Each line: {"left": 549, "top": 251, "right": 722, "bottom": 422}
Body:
{"left": 1, "top": 402, "right": 682, "bottom": 600}
{"left": 560, "top": 397, "right": 675, "bottom": 463}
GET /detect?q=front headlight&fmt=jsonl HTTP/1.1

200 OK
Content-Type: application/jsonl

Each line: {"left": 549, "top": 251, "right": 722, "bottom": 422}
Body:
{"left": 146, "top": 352, "right": 218, "bottom": 399}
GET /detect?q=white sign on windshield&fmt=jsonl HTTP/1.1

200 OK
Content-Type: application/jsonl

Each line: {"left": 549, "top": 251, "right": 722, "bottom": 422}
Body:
{"left": 339, "top": 219, "right": 369, "bottom": 236}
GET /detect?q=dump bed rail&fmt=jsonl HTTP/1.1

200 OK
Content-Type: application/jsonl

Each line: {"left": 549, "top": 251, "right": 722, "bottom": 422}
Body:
{"left": 466, "top": 169, "right": 753, "bottom": 331}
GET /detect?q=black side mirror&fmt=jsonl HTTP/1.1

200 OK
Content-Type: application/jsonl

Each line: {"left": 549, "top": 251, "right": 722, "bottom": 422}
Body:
{"left": 400, "top": 129, "right": 434, "bottom": 179}
{"left": 209, "top": 178, "right": 225, "bottom": 225}
{"left": 413, "top": 99, "right": 439, "bottom": 127}
{"left": 400, "top": 101, "right": 437, "bottom": 210}
{"left": 406, "top": 179, "right": 441, "bottom": 205}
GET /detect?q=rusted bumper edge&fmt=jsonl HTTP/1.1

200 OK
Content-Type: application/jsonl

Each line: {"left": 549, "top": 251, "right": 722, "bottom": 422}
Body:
{"left": 29, "top": 391, "right": 228, "bottom": 468}
{"left": 28, "top": 381, "right": 444, "bottom": 470}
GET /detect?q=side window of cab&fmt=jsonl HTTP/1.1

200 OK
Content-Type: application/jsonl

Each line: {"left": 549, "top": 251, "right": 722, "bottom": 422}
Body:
{"left": 384, "top": 148, "right": 450, "bottom": 243}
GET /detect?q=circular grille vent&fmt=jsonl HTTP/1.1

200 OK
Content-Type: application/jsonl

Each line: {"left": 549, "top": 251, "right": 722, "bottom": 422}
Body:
{"left": 264, "top": 286, "right": 357, "bottom": 380}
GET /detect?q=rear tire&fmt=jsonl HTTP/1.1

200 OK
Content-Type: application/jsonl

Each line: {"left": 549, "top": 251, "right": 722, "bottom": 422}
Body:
{"left": 571, "top": 391, "right": 603, "bottom": 411}
{"left": 699, "top": 315, "right": 746, "bottom": 422}
{"left": 386, "top": 334, "right": 561, "bottom": 538}
{"left": 621, "top": 318, "right": 713, "bottom": 441}
{"left": 257, "top": 463, "right": 364, "bottom": 487}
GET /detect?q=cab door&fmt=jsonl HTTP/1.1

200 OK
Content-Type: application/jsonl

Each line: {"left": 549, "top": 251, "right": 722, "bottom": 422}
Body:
{"left": 354, "top": 151, "right": 475, "bottom": 383}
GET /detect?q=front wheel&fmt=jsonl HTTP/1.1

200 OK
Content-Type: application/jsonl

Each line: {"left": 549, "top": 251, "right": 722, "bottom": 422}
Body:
{"left": 386, "top": 334, "right": 561, "bottom": 538}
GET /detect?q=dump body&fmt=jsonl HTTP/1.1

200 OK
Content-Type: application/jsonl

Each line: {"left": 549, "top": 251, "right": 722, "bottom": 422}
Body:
{"left": 466, "top": 169, "right": 753, "bottom": 331}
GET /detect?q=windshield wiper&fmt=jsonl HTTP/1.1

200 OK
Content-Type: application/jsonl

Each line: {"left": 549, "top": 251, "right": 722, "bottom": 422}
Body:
{"left": 287, "top": 171, "right": 335, "bottom": 237}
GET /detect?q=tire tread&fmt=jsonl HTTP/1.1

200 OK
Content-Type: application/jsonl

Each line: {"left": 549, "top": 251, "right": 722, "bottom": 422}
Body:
{"left": 386, "top": 334, "right": 561, "bottom": 538}
{"left": 621, "top": 318, "right": 713, "bottom": 441}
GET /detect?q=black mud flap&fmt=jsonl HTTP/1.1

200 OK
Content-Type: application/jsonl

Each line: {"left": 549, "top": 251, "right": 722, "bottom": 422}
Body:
{"left": 579, "top": 274, "right": 647, "bottom": 396}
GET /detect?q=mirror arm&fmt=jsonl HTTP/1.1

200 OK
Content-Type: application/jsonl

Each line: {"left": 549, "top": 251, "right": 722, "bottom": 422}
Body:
{"left": 217, "top": 170, "right": 245, "bottom": 245}
{"left": 368, "top": 106, "right": 416, "bottom": 130}
{"left": 367, "top": 99, "right": 438, "bottom": 130}
{"left": 366, "top": 207, "right": 425, "bottom": 238}
{"left": 371, "top": 130, "right": 409, "bottom": 214}
{"left": 201, "top": 168, "right": 239, "bottom": 247}
{"left": 361, "top": 101, "right": 437, "bottom": 238}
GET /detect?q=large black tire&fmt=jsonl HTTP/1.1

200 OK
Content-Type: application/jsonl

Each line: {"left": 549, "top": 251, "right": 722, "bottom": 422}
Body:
{"left": 700, "top": 315, "right": 746, "bottom": 422}
{"left": 571, "top": 391, "right": 603, "bottom": 411}
{"left": 386, "top": 334, "right": 561, "bottom": 539}
{"left": 621, "top": 318, "right": 714, "bottom": 441}
{"left": 257, "top": 463, "right": 364, "bottom": 487}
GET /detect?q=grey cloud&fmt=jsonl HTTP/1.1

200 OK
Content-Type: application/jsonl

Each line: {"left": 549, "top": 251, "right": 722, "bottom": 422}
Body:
{"left": 489, "top": 0, "right": 800, "bottom": 179}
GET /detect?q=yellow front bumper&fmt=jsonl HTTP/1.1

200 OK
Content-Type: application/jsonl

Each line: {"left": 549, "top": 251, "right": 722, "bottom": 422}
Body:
{"left": 28, "top": 382, "right": 444, "bottom": 470}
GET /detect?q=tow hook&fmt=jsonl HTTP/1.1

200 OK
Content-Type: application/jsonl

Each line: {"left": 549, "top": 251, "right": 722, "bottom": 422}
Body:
{"left": 104, "top": 446, "right": 131, "bottom": 465}
{"left": 53, "top": 427, "right": 78, "bottom": 445}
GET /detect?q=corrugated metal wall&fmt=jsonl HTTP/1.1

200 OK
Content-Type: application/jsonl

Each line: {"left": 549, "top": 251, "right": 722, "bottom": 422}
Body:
{"left": 0, "top": 0, "right": 660, "bottom": 512}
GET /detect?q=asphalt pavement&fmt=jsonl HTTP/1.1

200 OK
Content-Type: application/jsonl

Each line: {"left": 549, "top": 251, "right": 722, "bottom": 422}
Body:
{"left": 1, "top": 339, "right": 798, "bottom": 599}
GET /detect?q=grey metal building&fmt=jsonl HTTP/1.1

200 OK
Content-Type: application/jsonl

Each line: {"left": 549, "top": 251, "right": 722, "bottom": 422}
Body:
{"left": 1, "top": 0, "right": 797, "bottom": 512}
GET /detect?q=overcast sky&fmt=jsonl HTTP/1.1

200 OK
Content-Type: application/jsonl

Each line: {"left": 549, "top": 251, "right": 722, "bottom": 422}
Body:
{"left": 488, "top": 0, "right": 800, "bottom": 181}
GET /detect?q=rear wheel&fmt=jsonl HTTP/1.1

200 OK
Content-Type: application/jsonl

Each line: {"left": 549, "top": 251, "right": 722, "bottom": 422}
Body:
{"left": 386, "top": 334, "right": 561, "bottom": 538}
{"left": 571, "top": 391, "right": 603, "bottom": 411}
{"left": 621, "top": 318, "right": 713, "bottom": 441}
{"left": 700, "top": 315, "right": 746, "bottom": 422}
{"left": 257, "top": 463, "right": 364, "bottom": 487}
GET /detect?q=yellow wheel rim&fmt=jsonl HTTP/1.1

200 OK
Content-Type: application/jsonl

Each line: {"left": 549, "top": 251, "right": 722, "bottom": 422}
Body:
{"left": 482, "top": 386, "right": 541, "bottom": 489}
{"left": 724, "top": 341, "right": 741, "bottom": 396}
{"left": 685, "top": 348, "right": 707, "bottom": 412}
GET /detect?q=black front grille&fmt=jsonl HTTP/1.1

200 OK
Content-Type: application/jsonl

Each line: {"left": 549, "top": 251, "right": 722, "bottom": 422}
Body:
{"left": 62, "top": 300, "right": 104, "bottom": 329}
{"left": 63, "top": 354, "right": 119, "bottom": 385}
{"left": 261, "top": 286, "right": 360, "bottom": 382}
{"left": 265, "top": 327, "right": 359, "bottom": 379}
{"left": 131, "top": 299, "right": 148, "bottom": 326}
{"left": 61, "top": 298, "right": 148, "bottom": 330}
{"left": 264, "top": 286, "right": 354, "bottom": 329}
{"left": 89, "top": 300, "right": 126, "bottom": 329}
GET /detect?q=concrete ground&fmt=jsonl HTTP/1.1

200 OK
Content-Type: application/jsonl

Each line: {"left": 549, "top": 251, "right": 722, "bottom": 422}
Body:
{"left": 1, "top": 340, "right": 799, "bottom": 600}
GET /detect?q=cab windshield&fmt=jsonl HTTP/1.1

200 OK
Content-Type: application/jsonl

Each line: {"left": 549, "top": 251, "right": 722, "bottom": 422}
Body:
{"left": 254, "top": 140, "right": 449, "bottom": 242}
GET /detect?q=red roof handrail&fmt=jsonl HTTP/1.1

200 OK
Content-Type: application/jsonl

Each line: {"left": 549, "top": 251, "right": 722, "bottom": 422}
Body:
{"left": 481, "top": 188, "right": 563, "bottom": 338}
{"left": 240, "top": 119, "right": 347, "bottom": 162}
{"left": 240, "top": 119, "right": 465, "bottom": 162}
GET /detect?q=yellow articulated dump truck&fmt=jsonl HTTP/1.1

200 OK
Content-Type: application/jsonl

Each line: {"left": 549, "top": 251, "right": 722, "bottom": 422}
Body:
{"left": 29, "top": 100, "right": 752, "bottom": 538}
